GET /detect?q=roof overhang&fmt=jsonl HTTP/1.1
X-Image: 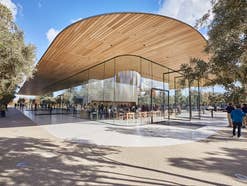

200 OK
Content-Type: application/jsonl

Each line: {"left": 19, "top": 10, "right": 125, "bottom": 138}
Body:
{"left": 19, "top": 12, "right": 208, "bottom": 95}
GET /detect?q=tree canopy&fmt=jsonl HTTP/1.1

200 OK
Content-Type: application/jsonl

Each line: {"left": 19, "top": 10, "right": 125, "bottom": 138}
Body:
{"left": 0, "top": 4, "right": 36, "bottom": 105}
{"left": 180, "top": 0, "right": 247, "bottom": 104}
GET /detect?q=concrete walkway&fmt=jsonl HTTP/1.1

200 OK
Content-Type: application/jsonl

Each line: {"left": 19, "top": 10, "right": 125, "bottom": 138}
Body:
{"left": 0, "top": 108, "right": 247, "bottom": 185}
{"left": 23, "top": 109, "right": 227, "bottom": 147}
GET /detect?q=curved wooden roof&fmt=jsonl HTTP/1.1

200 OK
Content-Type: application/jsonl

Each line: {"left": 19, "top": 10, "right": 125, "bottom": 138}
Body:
{"left": 19, "top": 12, "right": 208, "bottom": 95}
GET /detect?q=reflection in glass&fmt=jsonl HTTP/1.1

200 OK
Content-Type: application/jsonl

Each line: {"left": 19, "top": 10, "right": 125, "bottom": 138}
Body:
{"left": 51, "top": 55, "right": 198, "bottom": 124}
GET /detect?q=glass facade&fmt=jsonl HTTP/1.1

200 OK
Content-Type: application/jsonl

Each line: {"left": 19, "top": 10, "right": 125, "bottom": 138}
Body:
{"left": 53, "top": 55, "right": 201, "bottom": 125}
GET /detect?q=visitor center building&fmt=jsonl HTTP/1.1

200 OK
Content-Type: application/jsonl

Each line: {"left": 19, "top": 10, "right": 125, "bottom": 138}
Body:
{"left": 19, "top": 12, "right": 208, "bottom": 124}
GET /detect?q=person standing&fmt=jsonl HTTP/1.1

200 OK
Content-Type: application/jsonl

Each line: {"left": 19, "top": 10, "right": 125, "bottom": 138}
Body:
{"left": 241, "top": 103, "right": 247, "bottom": 128}
{"left": 0, "top": 104, "right": 6, "bottom": 117}
{"left": 226, "top": 103, "right": 235, "bottom": 127}
{"left": 231, "top": 104, "right": 246, "bottom": 138}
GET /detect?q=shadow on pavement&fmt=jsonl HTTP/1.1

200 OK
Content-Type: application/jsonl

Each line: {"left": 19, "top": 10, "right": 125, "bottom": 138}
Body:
{"left": 168, "top": 147, "right": 247, "bottom": 183}
{"left": 0, "top": 136, "right": 231, "bottom": 186}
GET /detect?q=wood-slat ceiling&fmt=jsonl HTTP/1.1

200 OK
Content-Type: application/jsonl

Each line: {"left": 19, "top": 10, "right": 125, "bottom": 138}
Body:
{"left": 19, "top": 12, "right": 208, "bottom": 95}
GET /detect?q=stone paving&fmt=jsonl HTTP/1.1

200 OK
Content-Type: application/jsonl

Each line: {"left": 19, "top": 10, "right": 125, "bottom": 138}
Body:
{"left": 0, "top": 108, "right": 247, "bottom": 185}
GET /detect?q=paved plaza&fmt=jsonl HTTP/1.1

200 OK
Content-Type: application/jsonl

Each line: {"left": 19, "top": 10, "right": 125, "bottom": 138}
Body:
{"left": 23, "top": 109, "right": 225, "bottom": 147}
{"left": 0, "top": 108, "right": 247, "bottom": 185}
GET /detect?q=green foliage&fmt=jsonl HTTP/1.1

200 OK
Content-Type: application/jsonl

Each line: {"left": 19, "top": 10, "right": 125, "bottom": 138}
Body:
{"left": 39, "top": 95, "right": 55, "bottom": 105}
{"left": 0, "top": 4, "right": 36, "bottom": 105}
{"left": 208, "top": 93, "right": 225, "bottom": 105}
{"left": 179, "top": 58, "right": 209, "bottom": 85}
{"left": 181, "top": 0, "right": 247, "bottom": 103}
{"left": 206, "top": 0, "right": 247, "bottom": 90}
{"left": 223, "top": 86, "right": 246, "bottom": 104}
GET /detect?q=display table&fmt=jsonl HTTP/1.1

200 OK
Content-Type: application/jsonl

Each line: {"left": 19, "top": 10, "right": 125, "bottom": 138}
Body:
{"left": 126, "top": 112, "right": 135, "bottom": 119}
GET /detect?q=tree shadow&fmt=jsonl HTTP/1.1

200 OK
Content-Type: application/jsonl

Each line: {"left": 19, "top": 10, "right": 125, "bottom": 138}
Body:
{"left": 0, "top": 136, "right": 231, "bottom": 186}
{"left": 99, "top": 156, "right": 230, "bottom": 186}
{"left": 158, "top": 118, "right": 247, "bottom": 184}
{"left": 201, "top": 128, "right": 247, "bottom": 143}
{"left": 0, "top": 137, "right": 118, "bottom": 185}
{"left": 168, "top": 147, "right": 247, "bottom": 184}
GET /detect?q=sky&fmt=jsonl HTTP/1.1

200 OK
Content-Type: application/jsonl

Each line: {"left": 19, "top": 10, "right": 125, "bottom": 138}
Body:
{"left": 0, "top": 0, "right": 213, "bottom": 63}
{"left": 1, "top": 0, "right": 224, "bottom": 97}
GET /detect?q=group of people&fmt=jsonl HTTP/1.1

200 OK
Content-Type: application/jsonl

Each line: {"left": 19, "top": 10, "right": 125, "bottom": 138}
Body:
{"left": 85, "top": 103, "right": 140, "bottom": 120}
{"left": 226, "top": 103, "right": 247, "bottom": 138}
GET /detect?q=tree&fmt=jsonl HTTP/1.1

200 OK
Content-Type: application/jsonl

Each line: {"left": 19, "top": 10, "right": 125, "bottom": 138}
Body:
{"left": 0, "top": 4, "right": 36, "bottom": 105}
{"left": 181, "top": 0, "right": 247, "bottom": 103}
{"left": 208, "top": 93, "right": 225, "bottom": 106}
{"left": 180, "top": 58, "right": 209, "bottom": 86}
{"left": 205, "top": 0, "right": 246, "bottom": 90}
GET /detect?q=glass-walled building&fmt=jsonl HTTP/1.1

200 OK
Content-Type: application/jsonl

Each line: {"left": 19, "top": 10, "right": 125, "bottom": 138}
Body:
{"left": 54, "top": 55, "right": 201, "bottom": 124}
{"left": 19, "top": 12, "right": 208, "bottom": 125}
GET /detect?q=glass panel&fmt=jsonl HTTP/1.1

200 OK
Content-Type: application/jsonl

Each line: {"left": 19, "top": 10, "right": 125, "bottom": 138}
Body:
{"left": 151, "top": 63, "right": 169, "bottom": 122}
{"left": 140, "top": 58, "right": 152, "bottom": 124}
{"left": 151, "top": 89, "right": 169, "bottom": 123}
{"left": 88, "top": 64, "right": 104, "bottom": 120}
{"left": 115, "top": 56, "right": 141, "bottom": 125}
{"left": 163, "top": 71, "right": 191, "bottom": 121}
{"left": 52, "top": 70, "right": 89, "bottom": 118}
{"left": 68, "top": 69, "right": 89, "bottom": 105}
{"left": 152, "top": 63, "right": 164, "bottom": 89}
{"left": 191, "top": 79, "right": 200, "bottom": 119}
{"left": 103, "top": 59, "right": 115, "bottom": 122}
{"left": 200, "top": 85, "right": 213, "bottom": 118}
{"left": 174, "top": 76, "right": 190, "bottom": 120}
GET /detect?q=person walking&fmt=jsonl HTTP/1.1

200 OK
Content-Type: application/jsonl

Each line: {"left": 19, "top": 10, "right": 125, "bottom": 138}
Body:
{"left": 226, "top": 103, "right": 235, "bottom": 127}
{"left": 231, "top": 104, "right": 246, "bottom": 138}
{"left": 241, "top": 103, "right": 247, "bottom": 128}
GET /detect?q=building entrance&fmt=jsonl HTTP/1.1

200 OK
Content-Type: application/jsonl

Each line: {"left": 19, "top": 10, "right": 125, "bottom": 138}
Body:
{"left": 150, "top": 88, "right": 169, "bottom": 123}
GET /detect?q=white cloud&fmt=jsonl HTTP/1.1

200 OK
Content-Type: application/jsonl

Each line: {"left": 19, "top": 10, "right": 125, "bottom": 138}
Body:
{"left": 46, "top": 28, "right": 60, "bottom": 43}
{"left": 71, "top": 17, "right": 82, "bottom": 23}
{"left": 158, "top": 0, "right": 213, "bottom": 26}
{"left": 0, "top": 0, "right": 17, "bottom": 19}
